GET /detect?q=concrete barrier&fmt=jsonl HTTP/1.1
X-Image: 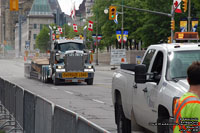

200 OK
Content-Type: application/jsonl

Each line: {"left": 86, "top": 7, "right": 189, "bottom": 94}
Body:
{"left": 93, "top": 50, "right": 146, "bottom": 65}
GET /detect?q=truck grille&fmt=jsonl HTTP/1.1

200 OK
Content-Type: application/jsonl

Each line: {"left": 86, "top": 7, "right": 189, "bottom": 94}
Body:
{"left": 64, "top": 53, "right": 84, "bottom": 72}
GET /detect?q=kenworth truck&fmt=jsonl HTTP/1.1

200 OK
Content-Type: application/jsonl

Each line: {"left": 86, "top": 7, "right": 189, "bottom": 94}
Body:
{"left": 24, "top": 39, "right": 95, "bottom": 85}
{"left": 112, "top": 43, "right": 200, "bottom": 133}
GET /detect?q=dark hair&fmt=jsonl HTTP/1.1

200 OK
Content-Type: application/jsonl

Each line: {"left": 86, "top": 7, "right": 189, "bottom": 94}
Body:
{"left": 187, "top": 61, "right": 200, "bottom": 85}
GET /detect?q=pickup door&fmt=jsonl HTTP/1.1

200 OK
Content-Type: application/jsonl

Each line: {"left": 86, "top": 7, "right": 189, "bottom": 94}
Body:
{"left": 132, "top": 48, "right": 166, "bottom": 132}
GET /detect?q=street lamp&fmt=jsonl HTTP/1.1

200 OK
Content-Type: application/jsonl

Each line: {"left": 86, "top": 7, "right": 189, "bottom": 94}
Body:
{"left": 104, "top": 8, "right": 108, "bottom": 14}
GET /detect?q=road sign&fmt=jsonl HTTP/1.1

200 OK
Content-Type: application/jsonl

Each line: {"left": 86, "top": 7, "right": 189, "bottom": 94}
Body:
{"left": 25, "top": 40, "right": 30, "bottom": 49}
{"left": 110, "top": 49, "right": 127, "bottom": 65}
{"left": 116, "top": 30, "right": 121, "bottom": 42}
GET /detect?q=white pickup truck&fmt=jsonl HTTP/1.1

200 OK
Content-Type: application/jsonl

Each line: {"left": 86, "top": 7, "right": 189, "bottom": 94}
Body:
{"left": 112, "top": 43, "right": 200, "bottom": 133}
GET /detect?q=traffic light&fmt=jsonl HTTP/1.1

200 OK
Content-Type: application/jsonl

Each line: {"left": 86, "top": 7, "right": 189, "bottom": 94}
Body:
{"left": 109, "top": 6, "right": 116, "bottom": 20}
{"left": 168, "top": 36, "right": 172, "bottom": 43}
{"left": 182, "top": 0, "right": 188, "bottom": 12}
{"left": 10, "top": 0, "right": 19, "bottom": 11}
{"left": 171, "top": 20, "right": 175, "bottom": 31}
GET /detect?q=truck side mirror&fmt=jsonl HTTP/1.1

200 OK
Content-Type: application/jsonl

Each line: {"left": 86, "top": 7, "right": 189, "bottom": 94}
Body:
{"left": 135, "top": 64, "right": 147, "bottom": 83}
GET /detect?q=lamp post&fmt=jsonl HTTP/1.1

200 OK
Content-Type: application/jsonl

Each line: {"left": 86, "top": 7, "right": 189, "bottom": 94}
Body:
{"left": 18, "top": 1, "right": 25, "bottom": 57}
{"left": 95, "top": 0, "right": 99, "bottom": 65}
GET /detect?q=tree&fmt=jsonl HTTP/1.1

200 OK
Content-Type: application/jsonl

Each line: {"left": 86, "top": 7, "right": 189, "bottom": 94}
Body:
{"left": 91, "top": 0, "right": 200, "bottom": 49}
{"left": 36, "top": 26, "right": 50, "bottom": 52}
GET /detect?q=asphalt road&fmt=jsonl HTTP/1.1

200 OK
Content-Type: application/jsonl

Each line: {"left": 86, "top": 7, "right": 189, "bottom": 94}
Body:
{"left": 0, "top": 59, "right": 117, "bottom": 132}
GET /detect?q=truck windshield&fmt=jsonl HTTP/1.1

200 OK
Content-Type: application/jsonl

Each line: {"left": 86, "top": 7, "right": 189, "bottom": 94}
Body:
{"left": 167, "top": 50, "right": 200, "bottom": 80}
{"left": 56, "top": 42, "right": 84, "bottom": 52}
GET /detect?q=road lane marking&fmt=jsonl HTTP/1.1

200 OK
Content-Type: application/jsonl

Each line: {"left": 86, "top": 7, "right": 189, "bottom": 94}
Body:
{"left": 65, "top": 91, "right": 74, "bottom": 95}
{"left": 51, "top": 87, "right": 58, "bottom": 90}
{"left": 92, "top": 99, "right": 105, "bottom": 104}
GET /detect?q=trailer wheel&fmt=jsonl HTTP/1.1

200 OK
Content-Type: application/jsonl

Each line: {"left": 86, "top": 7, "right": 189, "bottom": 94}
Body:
{"left": 42, "top": 68, "right": 45, "bottom": 83}
{"left": 86, "top": 78, "right": 93, "bottom": 85}
{"left": 44, "top": 69, "right": 48, "bottom": 83}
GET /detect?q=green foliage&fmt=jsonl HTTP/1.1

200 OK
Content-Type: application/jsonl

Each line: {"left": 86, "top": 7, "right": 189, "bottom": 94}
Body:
{"left": 36, "top": 26, "right": 50, "bottom": 52}
{"left": 90, "top": 0, "right": 200, "bottom": 48}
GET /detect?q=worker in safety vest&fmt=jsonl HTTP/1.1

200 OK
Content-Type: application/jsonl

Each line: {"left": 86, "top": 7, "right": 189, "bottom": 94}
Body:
{"left": 173, "top": 61, "right": 200, "bottom": 133}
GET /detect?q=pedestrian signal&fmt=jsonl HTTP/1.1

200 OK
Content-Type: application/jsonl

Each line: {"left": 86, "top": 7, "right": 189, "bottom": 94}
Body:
{"left": 109, "top": 6, "right": 116, "bottom": 20}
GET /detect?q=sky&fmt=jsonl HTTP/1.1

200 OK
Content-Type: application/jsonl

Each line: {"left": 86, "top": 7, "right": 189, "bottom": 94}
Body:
{"left": 58, "top": 0, "right": 84, "bottom": 15}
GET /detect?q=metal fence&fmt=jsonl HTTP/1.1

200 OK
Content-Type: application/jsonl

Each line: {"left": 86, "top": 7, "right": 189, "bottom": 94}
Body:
{"left": 0, "top": 77, "right": 110, "bottom": 133}
{"left": 0, "top": 78, "right": 23, "bottom": 132}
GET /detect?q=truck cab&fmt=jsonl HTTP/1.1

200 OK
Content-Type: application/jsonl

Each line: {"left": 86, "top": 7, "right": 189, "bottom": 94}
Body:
{"left": 112, "top": 43, "right": 200, "bottom": 133}
{"left": 49, "top": 39, "right": 95, "bottom": 85}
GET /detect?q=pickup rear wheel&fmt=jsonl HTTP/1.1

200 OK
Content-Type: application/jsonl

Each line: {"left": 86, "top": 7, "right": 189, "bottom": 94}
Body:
{"left": 117, "top": 105, "right": 131, "bottom": 133}
{"left": 157, "top": 117, "right": 169, "bottom": 133}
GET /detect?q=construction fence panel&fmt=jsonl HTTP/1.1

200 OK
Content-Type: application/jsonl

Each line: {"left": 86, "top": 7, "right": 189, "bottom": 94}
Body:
{"left": 15, "top": 86, "right": 24, "bottom": 128}
{"left": 53, "top": 105, "right": 76, "bottom": 133}
{"left": 35, "top": 96, "right": 53, "bottom": 133}
{"left": 4, "top": 80, "right": 11, "bottom": 112}
{"left": 77, "top": 115, "right": 109, "bottom": 133}
{"left": 0, "top": 78, "right": 5, "bottom": 105}
{"left": 23, "top": 90, "right": 35, "bottom": 133}
{"left": 9, "top": 83, "right": 16, "bottom": 116}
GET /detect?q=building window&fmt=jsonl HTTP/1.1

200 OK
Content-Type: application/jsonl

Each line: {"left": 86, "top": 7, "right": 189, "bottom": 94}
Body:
{"left": 87, "top": 8, "right": 90, "bottom": 13}
{"left": 33, "top": 34, "right": 37, "bottom": 40}
{"left": 40, "top": 24, "right": 43, "bottom": 30}
{"left": 34, "top": 24, "right": 37, "bottom": 29}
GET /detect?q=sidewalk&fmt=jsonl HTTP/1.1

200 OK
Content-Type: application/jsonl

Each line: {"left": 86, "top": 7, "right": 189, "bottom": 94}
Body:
{"left": 93, "top": 63, "right": 119, "bottom": 71}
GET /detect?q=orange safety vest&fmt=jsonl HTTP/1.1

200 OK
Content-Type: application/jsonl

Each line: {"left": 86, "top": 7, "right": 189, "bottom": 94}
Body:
{"left": 173, "top": 96, "right": 200, "bottom": 133}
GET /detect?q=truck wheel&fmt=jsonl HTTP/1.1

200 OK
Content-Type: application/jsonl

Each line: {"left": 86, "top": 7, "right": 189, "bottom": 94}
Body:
{"left": 117, "top": 105, "right": 131, "bottom": 133}
{"left": 53, "top": 77, "right": 59, "bottom": 85}
{"left": 157, "top": 117, "right": 169, "bottom": 133}
{"left": 86, "top": 78, "right": 93, "bottom": 85}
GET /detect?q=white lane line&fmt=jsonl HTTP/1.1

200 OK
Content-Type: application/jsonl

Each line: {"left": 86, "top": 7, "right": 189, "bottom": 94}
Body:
{"left": 51, "top": 87, "right": 58, "bottom": 90}
{"left": 92, "top": 99, "right": 105, "bottom": 104}
{"left": 65, "top": 91, "right": 74, "bottom": 95}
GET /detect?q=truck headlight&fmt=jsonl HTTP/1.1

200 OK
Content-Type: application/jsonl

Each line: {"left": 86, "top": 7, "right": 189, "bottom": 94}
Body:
{"left": 56, "top": 65, "right": 64, "bottom": 69}
{"left": 88, "top": 66, "right": 92, "bottom": 69}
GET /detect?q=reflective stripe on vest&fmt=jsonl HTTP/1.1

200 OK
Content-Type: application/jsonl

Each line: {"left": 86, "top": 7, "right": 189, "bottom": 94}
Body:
{"left": 173, "top": 96, "right": 200, "bottom": 132}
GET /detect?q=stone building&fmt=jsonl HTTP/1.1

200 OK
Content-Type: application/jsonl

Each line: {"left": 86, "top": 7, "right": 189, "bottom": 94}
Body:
{"left": 85, "top": 0, "right": 94, "bottom": 19}
{"left": 0, "top": 0, "right": 63, "bottom": 56}
{"left": 0, "top": 0, "right": 33, "bottom": 49}
{"left": 15, "top": 0, "right": 54, "bottom": 56}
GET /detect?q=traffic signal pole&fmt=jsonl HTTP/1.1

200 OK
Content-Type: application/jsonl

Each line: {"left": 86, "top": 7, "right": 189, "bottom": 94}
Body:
{"left": 115, "top": 4, "right": 173, "bottom": 42}
{"left": 114, "top": 1, "right": 186, "bottom": 43}
{"left": 171, "top": 5, "right": 175, "bottom": 43}
{"left": 121, "top": 0, "right": 124, "bottom": 48}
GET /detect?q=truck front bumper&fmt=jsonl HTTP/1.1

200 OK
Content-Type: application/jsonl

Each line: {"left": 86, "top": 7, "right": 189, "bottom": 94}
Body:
{"left": 55, "top": 70, "right": 94, "bottom": 83}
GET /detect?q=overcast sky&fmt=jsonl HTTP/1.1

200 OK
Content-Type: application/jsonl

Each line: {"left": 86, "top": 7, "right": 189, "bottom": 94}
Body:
{"left": 58, "top": 0, "right": 83, "bottom": 15}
